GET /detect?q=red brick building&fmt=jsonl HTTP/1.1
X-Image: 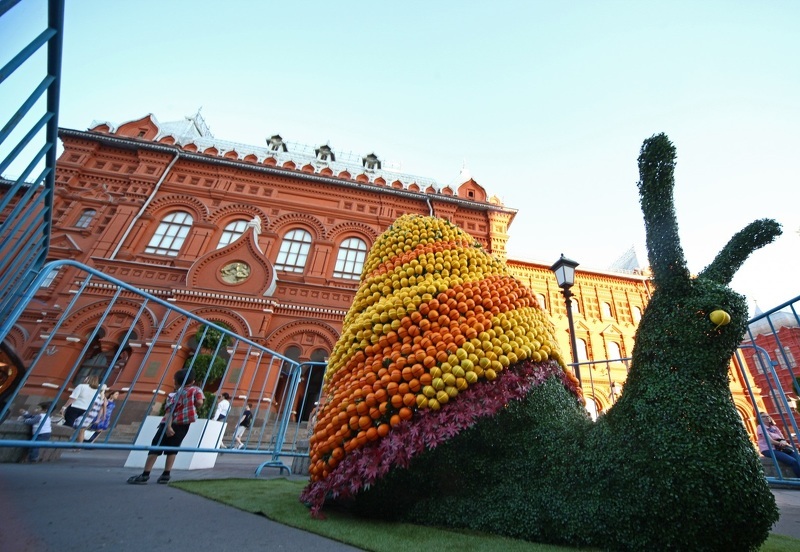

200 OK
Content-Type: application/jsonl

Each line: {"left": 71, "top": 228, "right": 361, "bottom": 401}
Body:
{"left": 0, "top": 112, "right": 726, "bottom": 422}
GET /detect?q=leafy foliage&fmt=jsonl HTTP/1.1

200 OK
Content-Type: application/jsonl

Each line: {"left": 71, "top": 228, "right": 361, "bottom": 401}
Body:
{"left": 185, "top": 323, "right": 232, "bottom": 385}
{"left": 194, "top": 323, "right": 232, "bottom": 353}
{"left": 307, "top": 134, "right": 782, "bottom": 551}
{"left": 184, "top": 353, "right": 227, "bottom": 385}
{"left": 300, "top": 361, "right": 578, "bottom": 516}
{"left": 179, "top": 478, "right": 799, "bottom": 552}
{"left": 197, "top": 391, "right": 215, "bottom": 420}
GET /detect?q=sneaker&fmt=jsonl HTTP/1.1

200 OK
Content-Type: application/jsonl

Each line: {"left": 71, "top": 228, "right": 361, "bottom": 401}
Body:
{"left": 127, "top": 474, "right": 149, "bottom": 485}
{"left": 157, "top": 474, "right": 170, "bottom": 484}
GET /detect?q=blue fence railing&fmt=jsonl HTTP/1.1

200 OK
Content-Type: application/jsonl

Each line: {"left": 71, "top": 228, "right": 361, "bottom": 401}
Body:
{"left": 0, "top": 0, "right": 64, "bottom": 344}
{"left": 738, "top": 295, "right": 800, "bottom": 487}
{"left": 0, "top": 260, "right": 325, "bottom": 476}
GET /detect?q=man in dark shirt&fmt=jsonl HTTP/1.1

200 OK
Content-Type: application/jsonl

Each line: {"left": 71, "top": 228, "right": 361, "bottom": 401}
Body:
{"left": 232, "top": 403, "right": 252, "bottom": 450}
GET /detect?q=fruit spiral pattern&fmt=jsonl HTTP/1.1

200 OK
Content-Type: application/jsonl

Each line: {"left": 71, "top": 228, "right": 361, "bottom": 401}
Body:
{"left": 303, "top": 214, "right": 579, "bottom": 505}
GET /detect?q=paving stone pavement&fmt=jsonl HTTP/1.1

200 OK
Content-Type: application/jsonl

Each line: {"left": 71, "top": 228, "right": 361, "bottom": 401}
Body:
{"left": 0, "top": 450, "right": 361, "bottom": 552}
{"left": 1, "top": 449, "right": 799, "bottom": 551}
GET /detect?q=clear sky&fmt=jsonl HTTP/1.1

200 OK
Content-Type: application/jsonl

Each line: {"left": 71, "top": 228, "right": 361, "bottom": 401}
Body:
{"left": 4, "top": 1, "right": 798, "bottom": 314}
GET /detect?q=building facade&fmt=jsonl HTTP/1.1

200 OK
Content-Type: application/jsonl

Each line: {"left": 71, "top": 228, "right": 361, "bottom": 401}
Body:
{"left": 0, "top": 113, "right": 762, "bottom": 429}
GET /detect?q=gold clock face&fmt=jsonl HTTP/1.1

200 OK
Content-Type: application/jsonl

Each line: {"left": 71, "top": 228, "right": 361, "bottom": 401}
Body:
{"left": 220, "top": 261, "right": 251, "bottom": 284}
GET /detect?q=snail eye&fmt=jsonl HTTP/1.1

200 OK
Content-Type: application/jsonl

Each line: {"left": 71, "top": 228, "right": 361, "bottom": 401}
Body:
{"left": 709, "top": 310, "right": 731, "bottom": 327}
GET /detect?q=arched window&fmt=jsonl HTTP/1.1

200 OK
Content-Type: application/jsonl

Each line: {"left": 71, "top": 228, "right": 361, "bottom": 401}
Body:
{"left": 576, "top": 338, "right": 588, "bottom": 361}
{"left": 217, "top": 219, "right": 249, "bottom": 249}
{"left": 284, "top": 346, "right": 301, "bottom": 362}
{"left": 585, "top": 396, "right": 599, "bottom": 422}
{"left": 632, "top": 306, "right": 643, "bottom": 323}
{"left": 145, "top": 211, "right": 193, "bottom": 256}
{"left": 601, "top": 302, "right": 613, "bottom": 318}
{"left": 73, "top": 329, "right": 107, "bottom": 384}
{"left": 278, "top": 345, "right": 302, "bottom": 380}
{"left": 303, "top": 347, "right": 329, "bottom": 422}
{"left": 333, "top": 237, "right": 367, "bottom": 279}
{"left": 607, "top": 341, "right": 621, "bottom": 360}
{"left": 570, "top": 297, "right": 580, "bottom": 314}
{"left": 536, "top": 293, "right": 547, "bottom": 310}
{"left": 75, "top": 209, "right": 96, "bottom": 229}
{"left": 275, "top": 229, "right": 312, "bottom": 272}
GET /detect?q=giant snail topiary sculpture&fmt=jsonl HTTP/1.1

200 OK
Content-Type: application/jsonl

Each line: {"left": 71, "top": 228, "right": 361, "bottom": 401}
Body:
{"left": 301, "top": 133, "right": 782, "bottom": 551}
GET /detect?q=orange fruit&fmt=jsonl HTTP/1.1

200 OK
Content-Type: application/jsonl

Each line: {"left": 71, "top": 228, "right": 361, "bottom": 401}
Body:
{"left": 391, "top": 394, "right": 403, "bottom": 408}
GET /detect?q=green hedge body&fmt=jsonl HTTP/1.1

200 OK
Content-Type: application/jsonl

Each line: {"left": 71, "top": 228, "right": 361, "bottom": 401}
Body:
{"left": 342, "top": 134, "right": 782, "bottom": 551}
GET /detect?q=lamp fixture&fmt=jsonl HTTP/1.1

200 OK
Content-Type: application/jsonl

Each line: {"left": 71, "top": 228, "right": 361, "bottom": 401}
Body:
{"left": 550, "top": 254, "right": 581, "bottom": 386}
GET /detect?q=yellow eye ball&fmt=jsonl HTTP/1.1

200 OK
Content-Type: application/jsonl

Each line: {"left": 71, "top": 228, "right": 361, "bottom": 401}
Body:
{"left": 709, "top": 310, "right": 731, "bottom": 327}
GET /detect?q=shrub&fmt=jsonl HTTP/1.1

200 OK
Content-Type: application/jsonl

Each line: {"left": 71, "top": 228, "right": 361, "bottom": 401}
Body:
{"left": 184, "top": 353, "right": 227, "bottom": 385}
{"left": 303, "top": 134, "right": 781, "bottom": 551}
{"left": 194, "top": 323, "right": 232, "bottom": 353}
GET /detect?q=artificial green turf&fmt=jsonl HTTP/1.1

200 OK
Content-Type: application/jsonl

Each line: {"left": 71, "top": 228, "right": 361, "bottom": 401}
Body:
{"left": 170, "top": 478, "right": 800, "bottom": 552}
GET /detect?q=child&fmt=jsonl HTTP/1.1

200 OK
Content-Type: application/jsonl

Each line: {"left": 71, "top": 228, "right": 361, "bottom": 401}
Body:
{"left": 19, "top": 402, "right": 53, "bottom": 463}
{"left": 87, "top": 389, "right": 119, "bottom": 442}
{"left": 74, "top": 384, "right": 107, "bottom": 445}
{"left": 127, "top": 369, "right": 204, "bottom": 485}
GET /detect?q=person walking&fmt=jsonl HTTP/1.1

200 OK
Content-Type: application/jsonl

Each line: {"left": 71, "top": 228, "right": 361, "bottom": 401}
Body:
{"left": 87, "top": 389, "right": 119, "bottom": 442}
{"left": 73, "top": 384, "right": 107, "bottom": 446}
{"left": 60, "top": 376, "right": 100, "bottom": 427}
{"left": 232, "top": 403, "right": 252, "bottom": 450}
{"left": 213, "top": 393, "right": 231, "bottom": 421}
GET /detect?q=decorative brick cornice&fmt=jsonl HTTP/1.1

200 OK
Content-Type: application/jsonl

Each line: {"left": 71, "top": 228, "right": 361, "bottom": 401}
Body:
{"left": 58, "top": 129, "right": 518, "bottom": 218}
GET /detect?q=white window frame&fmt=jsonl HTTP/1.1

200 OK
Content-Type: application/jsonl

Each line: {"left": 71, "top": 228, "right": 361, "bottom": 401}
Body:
{"left": 39, "top": 267, "right": 59, "bottom": 288}
{"left": 75, "top": 209, "right": 96, "bottom": 229}
{"left": 217, "top": 219, "right": 249, "bottom": 249}
{"left": 145, "top": 211, "right": 193, "bottom": 256}
{"left": 275, "top": 228, "right": 312, "bottom": 273}
{"left": 333, "top": 237, "right": 367, "bottom": 279}
{"left": 576, "top": 338, "right": 588, "bottom": 361}
{"left": 775, "top": 347, "right": 797, "bottom": 369}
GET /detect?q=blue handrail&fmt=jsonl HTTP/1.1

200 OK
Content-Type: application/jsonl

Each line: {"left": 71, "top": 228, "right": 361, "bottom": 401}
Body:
{"left": 0, "top": 0, "right": 64, "bottom": 343}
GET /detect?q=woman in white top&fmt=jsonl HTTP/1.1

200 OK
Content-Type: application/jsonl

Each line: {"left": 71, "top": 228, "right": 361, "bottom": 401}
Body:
{"left": 60, "top": 376, "right": 100, "bottom": 427}
{"left": 214, "top": 393, "right": 231, "bottom": 421}
{"left": 73, "top": 385, "right": 107, "bottom": 444}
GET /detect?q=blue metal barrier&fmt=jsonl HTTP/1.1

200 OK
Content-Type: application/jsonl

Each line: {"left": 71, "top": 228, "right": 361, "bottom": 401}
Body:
{"left": 0, "top": 0, "right": 64, "bottom": 343}
{"left": 737, "top": 295, "right": 800, "bottom": 487}
{"left": 0, "top": 260, "right": 324, "bottom": 477}
{"left": 0, "top": 1, "right": 327, "bottom": 477}
{"left": 255, "top": 361, "right": 325, "bottom": 476}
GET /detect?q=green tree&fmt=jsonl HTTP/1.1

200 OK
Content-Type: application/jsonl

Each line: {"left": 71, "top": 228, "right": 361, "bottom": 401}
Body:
{"left": 185, "top": 323, "right": 232, "bottom": 385}
{"left": 194, "top": 323, "right": 232, "bottom": 353}
{"left": 184, "top": 353, "right": 227, "bottom": 385}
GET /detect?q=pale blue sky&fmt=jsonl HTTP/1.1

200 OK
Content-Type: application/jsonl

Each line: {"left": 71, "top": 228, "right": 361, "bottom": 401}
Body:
{"left": 3, "top": 1, "right": 798, "bottom": 313}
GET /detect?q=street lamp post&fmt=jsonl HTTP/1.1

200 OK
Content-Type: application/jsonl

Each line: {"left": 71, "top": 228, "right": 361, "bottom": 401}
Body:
{"left": 550, "top": 254, "right": 581, "bottom": 386}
